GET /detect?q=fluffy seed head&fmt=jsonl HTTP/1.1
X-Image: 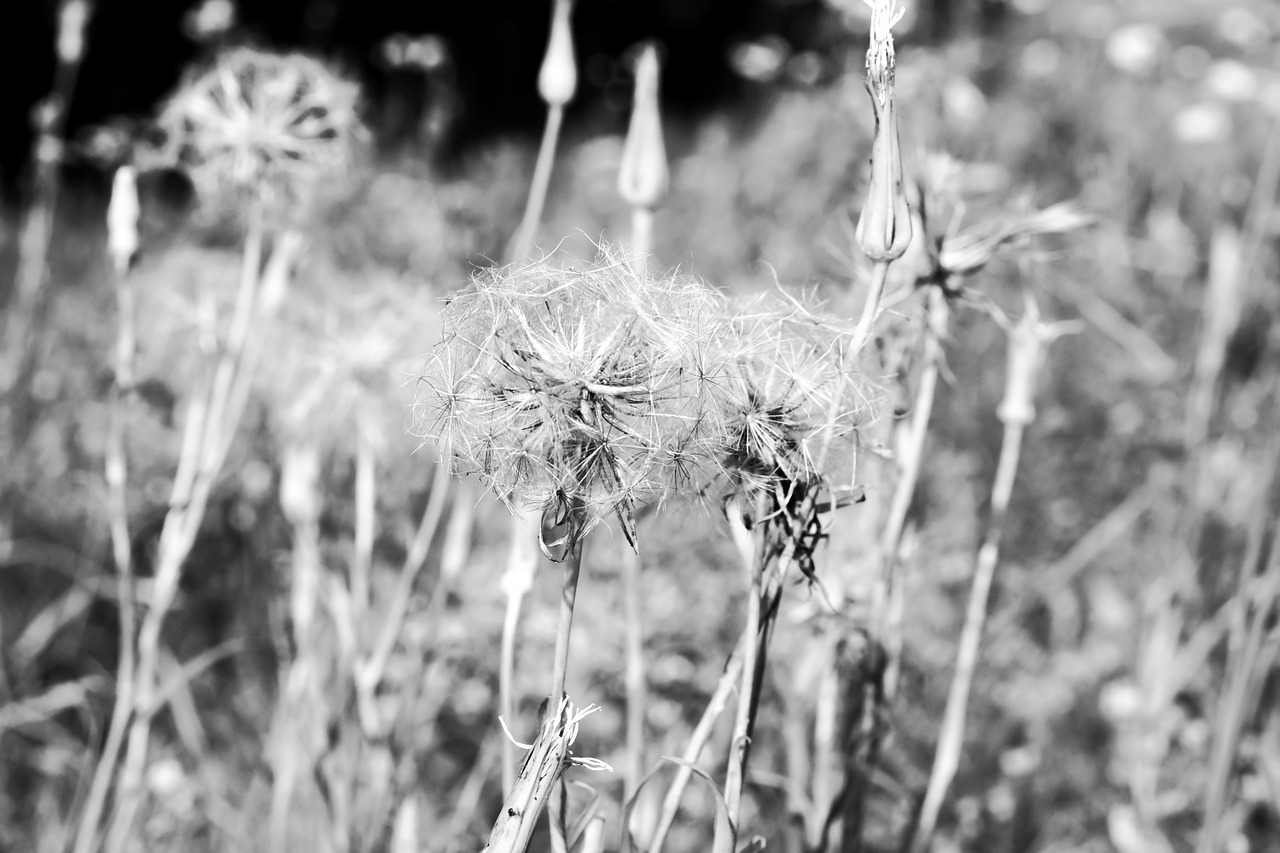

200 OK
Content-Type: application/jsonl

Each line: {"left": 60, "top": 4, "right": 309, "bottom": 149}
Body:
{"left": 415, "top": 248, "right": 724, "bottom": 540}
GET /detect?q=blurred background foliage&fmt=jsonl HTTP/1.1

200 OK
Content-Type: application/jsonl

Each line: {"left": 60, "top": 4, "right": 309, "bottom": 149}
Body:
{"left": 2, "top": 0, "right": 1280, "bottom": 852}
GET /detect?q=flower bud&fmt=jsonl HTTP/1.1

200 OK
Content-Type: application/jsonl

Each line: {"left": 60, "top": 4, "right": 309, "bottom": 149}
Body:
{"left": 855, "top": 0, "right": 911, "bottom": 262}
{"left": 107, "top": 165, "right": 140, "bottom": 275}
{"left": 57, "top": 0, "right": 91, "bottom": 65}
{"left": 618, "top": 45, "right": 668, "bottom": 210}
{"left": 538, "top": 0, "right": 577, "bottom": 108}
{"left": 855, "top": 86, "right": 912, "bottom": 261}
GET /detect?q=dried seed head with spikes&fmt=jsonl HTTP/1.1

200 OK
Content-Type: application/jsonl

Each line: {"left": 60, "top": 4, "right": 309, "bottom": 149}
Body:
{"left": 414, "top": 247, "right": 726, "bottom": 555}
{"left": 714, "top": 291, "right": 879, "bottom": 506}
{"left": 154, "top": 47, "right": 362, "bottom": 215}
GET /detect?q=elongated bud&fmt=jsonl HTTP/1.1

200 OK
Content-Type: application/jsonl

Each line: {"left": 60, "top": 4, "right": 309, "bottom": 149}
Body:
{"left": 538, "top": 0, "right": 577, "bottom": 107}
{"left": 618, "top": 45, "right": 669, "bottom": 210}
{"left": 107, "top": 165, "right": 140, "bottom": 275}
{"left": 57, "top": 0, "right": 91, "bottom": 64}
{"left": 855, "top": 0, "right": 912, "bottom": 262}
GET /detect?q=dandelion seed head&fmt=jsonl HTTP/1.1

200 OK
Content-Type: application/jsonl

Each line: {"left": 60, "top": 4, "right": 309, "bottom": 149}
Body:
{"left": 415, "top": 247, "right": 726, "bottom": 531}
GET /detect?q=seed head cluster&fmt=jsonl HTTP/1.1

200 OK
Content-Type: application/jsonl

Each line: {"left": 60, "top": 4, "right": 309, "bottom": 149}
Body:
{"left": 415, "top": 250, "right": 877, "bottom": 547}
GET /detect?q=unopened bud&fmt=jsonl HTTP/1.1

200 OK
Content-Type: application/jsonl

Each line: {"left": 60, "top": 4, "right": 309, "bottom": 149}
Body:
{"left": 618, "top": 45, "right": 668, "bottom": 210}
{"left": 538, "top": 0, "right": 577, "bottom": 107}
{"left": 855, "top": 0, "right": 911, "bottom": 262}
{"left": 57, "top": 0, "right": 91, "bottom": 64}
{"left": 107, "top": 165, "right": 140, "bottom": 275}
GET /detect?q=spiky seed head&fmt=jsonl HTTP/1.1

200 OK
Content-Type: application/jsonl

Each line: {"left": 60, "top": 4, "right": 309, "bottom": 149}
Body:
{"left": 415, "top": 247, "right": 724, "bottom": 542}
{"left": 715, "top": 291, "right": 877, "bottom": 499}
{"left": 156, "top": 47, "right": 361, "bottom": 213}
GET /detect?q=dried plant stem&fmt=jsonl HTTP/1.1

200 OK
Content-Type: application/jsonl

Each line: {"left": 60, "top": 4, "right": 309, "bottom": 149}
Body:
{"left": 623, "top": 209, "right": 652, "bottom": 808}
{"left": 72, "top": 237, "right": 139, "bottom": 853}
{"left": 910, "top": 420, "right": 1024, "bottom": 853}
{"left": 549, "top": 542, "right": 585, "bottom": 713}
{"left": 357, "top": 460, "right": 451, "bottom": 714}
{"left": 630, "top": 208, "right": 655, "bottom": 267}
{"left": 1198, "top": 435, "right": 1280, "bottom": 853}
{"left": 850, "top": 261, "right": 890, "bottom": 358}
{"left": 271, "top": 440, "right": 325, "bottom": 851}
{"left": 352, "top": 428, "right": 377, "bottom": 616}
{"left": 878, "top": 289, "right": 948, "bottom": 700}
{"left": 509, "top": 104, "right": 565, "bottom": 265}
{"left": 722, "top": 500, "right": 762, "bottom": 849}
{"left": 105, "top": 210, "right": 296, "bottom": 853}
{"left": 500, "top": 510, "right": 539, "bottom": 794}
{"left": 650, "top": 635, "right": 747, "bottom": 853}
{"left": 623, "top": 546, "right": 646, "bottom": 803}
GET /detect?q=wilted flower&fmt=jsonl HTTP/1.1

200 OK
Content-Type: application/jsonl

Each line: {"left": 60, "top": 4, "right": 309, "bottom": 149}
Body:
{"left": 415, "top": 249, "right": 723, "bottom": 553}
{"left": 155, "top": 47, "right": 361, "bottom": 213}
{"left": 855, "top": 0, "right": 912, "bottom": 262}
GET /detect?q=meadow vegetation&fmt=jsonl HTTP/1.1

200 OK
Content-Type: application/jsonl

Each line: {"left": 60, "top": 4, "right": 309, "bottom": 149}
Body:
{"left": 1, "top": 1, "right": 1279, "bottom": 852}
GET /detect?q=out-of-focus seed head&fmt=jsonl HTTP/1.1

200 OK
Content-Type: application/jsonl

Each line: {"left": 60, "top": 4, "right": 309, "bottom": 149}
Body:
{"left": 538, "top": 0, "right": 577, "bottom": 108}
{"left": 855, "top": 0, "right": 912, "bottom": 262}
{"left": 617, "top": 44, "right": 669, "bottom": 210}
{"left": 156, "top": 48, "right": 362, "bottom": 215}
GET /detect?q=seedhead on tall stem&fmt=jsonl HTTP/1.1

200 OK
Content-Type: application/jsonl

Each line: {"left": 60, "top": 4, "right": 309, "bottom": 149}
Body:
{"left": 417, "top": 251, "right": 725, "bottom": 553}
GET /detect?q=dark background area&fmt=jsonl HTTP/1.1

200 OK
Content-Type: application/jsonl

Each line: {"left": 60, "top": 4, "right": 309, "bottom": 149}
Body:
{"left": 0, "top": 0, "right": 1013, "bottom": 201}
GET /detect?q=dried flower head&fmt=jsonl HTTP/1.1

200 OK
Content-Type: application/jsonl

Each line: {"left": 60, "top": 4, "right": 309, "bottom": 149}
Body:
{"left": 415, "top": 248, "right": 724, "bottom": 552}
{"left": 716, "top": 291, "right": 877, "bottom": 502}
{"left": 156, "top": 47, "right": 361, "bottom": 212}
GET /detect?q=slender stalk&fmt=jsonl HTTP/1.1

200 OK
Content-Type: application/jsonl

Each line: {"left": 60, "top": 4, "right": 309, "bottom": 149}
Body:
{"left": 500, "top": 508, "right": 538, "bottom": 794}
{"left": 622, "top": 546, "right": 646, "bottom": 804}
{"left": 849, "top": 261, "right": 890, "bottom": 358}
{"left": 721, "top": 500, "right": 762, "bottom": 849}
{"left": 358, "top": 461, "right": 451, "bottom": 703}
{"left": 650, "top": 635, "right": 747, "bottom": 853}
{"left": 352, "top": 428, "right": 377, "bottom": 617}
{"left": 549, "top": 542, "right": 585, "bottom": 712}
{"left": 509, "top": 105, "right": 565, "bottom": 265}
{"left": 909, "top": 421, "right": 1024, "bottom": 853}
{"left": 73, "top": 194, "right": 139, "bottom": 853}
{"left": 106, "top": 206, "right": 283, "bottom": 853}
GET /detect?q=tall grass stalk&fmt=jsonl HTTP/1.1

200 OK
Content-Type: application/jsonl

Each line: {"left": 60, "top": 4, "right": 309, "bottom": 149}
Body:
{"left": 1197, "top": 433, "right": 1280, "bottom": 853}
{"left": 73, "top": 164, "right": 139, "bottom": 853}
{"left": 909, "top": 293, "right": 1075, "bottom": 853}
